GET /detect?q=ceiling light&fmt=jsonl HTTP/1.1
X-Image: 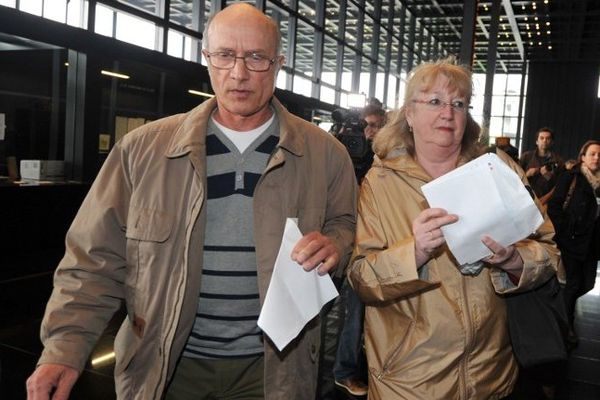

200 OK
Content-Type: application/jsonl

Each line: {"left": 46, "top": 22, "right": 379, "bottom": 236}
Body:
{"left": 544, "top": 0, "right": 549, "bottom": 4}
{"left": 188, "top": 90, "right": 215, "bottom": 98}
{"left": 522, "top": 5, "right": 526, "bottom": 10}
{"left": 548, "top": 45, "right": 552, "bottom": 49}
{"left": 537, "top": 31, "right": 541, "bottom": 36}
{"left": 546, "top": 21, "right": 550, "bottom": 26}
{"left": 547, "top": 30, "right": 551, "bottom": 35}
{"left": 525, "top": 16, "right": 528, "bottom": 21}
{"left": 101, "top": 70, "right": 130, "bottom": 79}
{"left": 505, "top": 32, "right": 509, "bottom": 38}
{"left": 535, "top": 16, "right": 539, "bottom": 21}
{"left": 530, "top": 41, "right": 533, "bottom": 46}
{"left": 528, "top": 32, "right": 532, "bottom": 37}
{"left": 526, "top": 24, "right": 530, "bottom": 30}
{"left": 538, "top": 41, "right": 542, "bottom": 45}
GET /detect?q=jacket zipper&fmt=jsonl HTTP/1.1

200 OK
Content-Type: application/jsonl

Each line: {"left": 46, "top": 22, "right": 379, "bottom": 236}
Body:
{"left": 459, "top": 278, "right": 474, "bottom": 399}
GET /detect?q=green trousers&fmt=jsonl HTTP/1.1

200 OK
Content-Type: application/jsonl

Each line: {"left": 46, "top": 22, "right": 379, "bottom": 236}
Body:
{"left": 165, "top": 355, "right": 265, "bottom": 400}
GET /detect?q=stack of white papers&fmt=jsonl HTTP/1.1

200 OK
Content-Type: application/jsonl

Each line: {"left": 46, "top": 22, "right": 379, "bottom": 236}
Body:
{"left": 421, "top": 153, "right": 544, "bottom": 265}
{"left": 258, "top": 219, "right": 339, "bottom": 351}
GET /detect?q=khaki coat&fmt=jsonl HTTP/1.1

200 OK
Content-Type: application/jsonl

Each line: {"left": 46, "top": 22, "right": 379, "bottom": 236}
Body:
{"left": 348, "top": 148, "right": 559, "bottom": 400}
{"left": 38, "top": 97, "right": 357, "bottom": 399}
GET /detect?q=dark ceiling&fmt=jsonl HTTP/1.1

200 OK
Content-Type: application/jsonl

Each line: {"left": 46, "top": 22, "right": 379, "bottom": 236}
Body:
{"left": 406, "top": 0, "right": 600, "bottom": 73}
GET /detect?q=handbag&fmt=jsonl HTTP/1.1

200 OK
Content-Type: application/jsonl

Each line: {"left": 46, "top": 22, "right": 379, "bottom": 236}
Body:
{"left": 504, "top": 275, "right": 568, "bottom": 368}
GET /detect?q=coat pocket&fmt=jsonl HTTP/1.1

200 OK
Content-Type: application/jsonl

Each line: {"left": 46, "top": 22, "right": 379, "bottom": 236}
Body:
{"left": 124, "top": 206, "right": 174, "bottom": 321}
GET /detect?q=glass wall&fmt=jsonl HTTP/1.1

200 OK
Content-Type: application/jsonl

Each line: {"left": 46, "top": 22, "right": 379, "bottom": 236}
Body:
{"left": 0, "top": 0, "right": 448, "bottom": 111}
{"left": 471, "top": 73, "right": 527, "bottom": 150}
{"left": 0, "top": 0, "right": 530, "bottom": 168}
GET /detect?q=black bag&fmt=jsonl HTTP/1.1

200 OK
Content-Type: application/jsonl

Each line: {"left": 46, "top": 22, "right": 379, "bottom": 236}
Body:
{"left": 505, "top": 275, "right": 568, "bottom": 368}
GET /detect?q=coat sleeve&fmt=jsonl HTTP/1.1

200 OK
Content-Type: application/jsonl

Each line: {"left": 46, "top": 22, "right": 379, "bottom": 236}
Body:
{"left": 347, "top": 177, "right": 436, "bottom": 303}
{"left": 37, "top": 142, "right": 132, "bottom": 372}
{"left": 546, "top": 171, "right": 572, "bottom": 236}
{"left": 490, "top": 151, "right": 560, "bottom": 293}
{"left": 322, "top": 140, "right": 359, "bottom": 280}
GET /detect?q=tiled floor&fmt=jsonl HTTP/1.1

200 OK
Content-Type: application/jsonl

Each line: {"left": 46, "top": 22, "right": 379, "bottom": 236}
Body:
{"left": 1, "top": 267, "right": 599, "bottom": 399}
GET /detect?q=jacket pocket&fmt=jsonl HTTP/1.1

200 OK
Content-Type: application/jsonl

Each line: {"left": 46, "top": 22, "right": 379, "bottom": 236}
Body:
{"left": 375, "top": 318, "right": 416, "bottom": 380}
{"left": 124, "top": 206, "right": 174, "bottom": 320}
{"left": 126, "top": 206, "right": 173, "bottom": 243}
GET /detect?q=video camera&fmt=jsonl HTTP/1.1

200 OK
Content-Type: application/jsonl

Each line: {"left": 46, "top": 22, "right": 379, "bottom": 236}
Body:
{"left": 330, "top": 108, "right": 370, "bottom": 161}
{"left": 543, "top": 161, "right": 559, "bottom": 172}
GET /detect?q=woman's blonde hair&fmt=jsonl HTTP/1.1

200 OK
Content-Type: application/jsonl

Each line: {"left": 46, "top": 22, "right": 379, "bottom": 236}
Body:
{"left": 373, "top": 57, "right": 481, "bottom": 160}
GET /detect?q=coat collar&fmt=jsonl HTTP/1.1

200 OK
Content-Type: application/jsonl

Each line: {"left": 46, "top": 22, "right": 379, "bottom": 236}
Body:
{"left": 165, "top": 96, "right": 304, "bottom": 158}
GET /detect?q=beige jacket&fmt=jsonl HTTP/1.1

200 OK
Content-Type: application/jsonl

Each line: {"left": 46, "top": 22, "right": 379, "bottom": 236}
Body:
{"left": 38, "top": 97, "right": 357, "bottom": 399}
{"left": 348, "top": 148, "right": 558, "bottom": 400}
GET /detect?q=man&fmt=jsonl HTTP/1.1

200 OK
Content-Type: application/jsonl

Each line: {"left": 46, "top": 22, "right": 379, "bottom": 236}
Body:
{"left": 519, "top": 127, "right": 564, "bottom": 205}
{"left": 362, "top": 103, "right": 386, "bottom": 141}
{"left": 333, "top": 102, "right": 384, "bottom": 397}
{"left": 26, "top": 4, "right": 357, "bottom": 400}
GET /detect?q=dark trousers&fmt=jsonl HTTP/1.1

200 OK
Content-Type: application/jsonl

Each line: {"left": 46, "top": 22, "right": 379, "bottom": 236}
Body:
{"left": 166, "top": 355, "right": 264, "bottom": 400}
{"left": 333, "top": 277, "right": 367, "bottom": 382}
{"left": 562, "top": 253, "right": 598, "bottom": 325}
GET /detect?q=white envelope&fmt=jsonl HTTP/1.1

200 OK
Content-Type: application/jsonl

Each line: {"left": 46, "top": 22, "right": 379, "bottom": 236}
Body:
{"left": 257, "top": 218, "right": 339, "bottom": 351}
{"left": 421, "top": 153, "right": 544, "bottom": 265}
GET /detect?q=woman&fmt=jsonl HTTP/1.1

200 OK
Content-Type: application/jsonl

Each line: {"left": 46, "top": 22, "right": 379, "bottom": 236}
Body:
{"left": 347, "top": 59, "right": 559, "bottom": 399}
{"left": 548, "top": 140, "right": 600, "bottom": 343}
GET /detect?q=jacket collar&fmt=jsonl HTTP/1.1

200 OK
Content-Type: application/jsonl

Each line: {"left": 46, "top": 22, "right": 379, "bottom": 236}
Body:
{"left": 165, "top": 96, "right": 304, "bottom": 158}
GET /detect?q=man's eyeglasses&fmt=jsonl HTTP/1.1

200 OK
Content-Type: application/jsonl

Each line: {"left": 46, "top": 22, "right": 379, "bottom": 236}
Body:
{"left": 204, "top": 51, "right": 276, "bottom": 72}
{"left": 412, "top": 98, "right": 469, "bottom": 113}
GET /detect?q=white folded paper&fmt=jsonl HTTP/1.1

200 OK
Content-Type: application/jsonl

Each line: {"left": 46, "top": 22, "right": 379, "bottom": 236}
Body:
{"left": 257, "top": 218, "right": 339, "bottom": 351}
{"left": 421, "top": 153, "right": 544, "bottom": 265}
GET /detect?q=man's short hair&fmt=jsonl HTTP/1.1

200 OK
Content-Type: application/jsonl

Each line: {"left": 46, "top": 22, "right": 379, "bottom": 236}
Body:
{"left": 361, "top": 104, "right": 386, "bottom": 119}
{"left": 536, "top": 127, "right": 554, "bottom": 140}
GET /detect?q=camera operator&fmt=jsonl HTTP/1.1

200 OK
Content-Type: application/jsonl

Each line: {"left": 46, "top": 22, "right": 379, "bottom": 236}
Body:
{"left": 331, "top": 103, "right": 386, "bottom": 183}
{"left": 519, "top": 127, "right": 564, "bottom": 205}
{"left": 331, "top": 101, "right": 385, "bottom": 397}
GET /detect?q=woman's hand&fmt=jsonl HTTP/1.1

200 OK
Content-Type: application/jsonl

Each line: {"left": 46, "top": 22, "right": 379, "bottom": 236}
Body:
{"left": 481, "top": 235, "right": 524, "bottom": 280}
{"left": 413, "top": 208, "right": 458, "bottom": 267}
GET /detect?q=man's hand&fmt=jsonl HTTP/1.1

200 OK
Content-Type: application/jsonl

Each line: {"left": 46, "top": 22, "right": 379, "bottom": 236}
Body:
{"left": 291, "top": 231, "right": 339, "bottom": 275}
{"left": 525, "top": 167, "right": 539, "bottom": 177}
{"left": 26, "top": 364, "right": 79, "bottom": 400}
{"left": 540, "top": 165, "right": 554, "bottom": 180}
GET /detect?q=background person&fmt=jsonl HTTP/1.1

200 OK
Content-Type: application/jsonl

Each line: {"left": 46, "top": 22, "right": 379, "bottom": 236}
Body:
{"left": 348, "top": 58, "right": 559, "bottom": 399}
{"left": 332, "top": 101, "right": 385, "bottom": 397}
{"left": 26, "top": 4, "right": 357, "bottom": 400}
{"left": 547, "top": 140, "right": 600, "bottom": 346}
{"left": 520, "top": 127, "right": 564, "bottom": 205}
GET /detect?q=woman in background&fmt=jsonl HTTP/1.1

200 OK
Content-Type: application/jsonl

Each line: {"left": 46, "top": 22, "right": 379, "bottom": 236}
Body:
{"left": 548, "top": 140, "right": 600, "bottom": 345}
{"left": 347, "top": 58, "right": 559, "bottom": 399}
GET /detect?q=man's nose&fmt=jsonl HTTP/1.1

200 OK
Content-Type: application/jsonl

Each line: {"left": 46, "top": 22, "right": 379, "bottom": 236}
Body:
{"left": 230, "top": 57, "right": 250, "bottom": 79}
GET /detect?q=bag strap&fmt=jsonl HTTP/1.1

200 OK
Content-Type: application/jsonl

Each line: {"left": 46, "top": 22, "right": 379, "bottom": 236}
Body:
{"left": 562, "top": 175, "right": 577, "bottom": 211}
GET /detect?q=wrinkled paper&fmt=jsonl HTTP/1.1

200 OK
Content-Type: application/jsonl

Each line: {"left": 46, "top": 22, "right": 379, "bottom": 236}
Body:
{"left": 421, "top": 153, "right": 544, "bottom": 265}
{"left": 258, "top": 218, "right": 339, "bottom": 351}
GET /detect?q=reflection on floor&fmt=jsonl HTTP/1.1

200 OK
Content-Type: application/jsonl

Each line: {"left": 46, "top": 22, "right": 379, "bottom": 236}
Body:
{"left": 1, "top": 266, "right": 599, "bottom": 399}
